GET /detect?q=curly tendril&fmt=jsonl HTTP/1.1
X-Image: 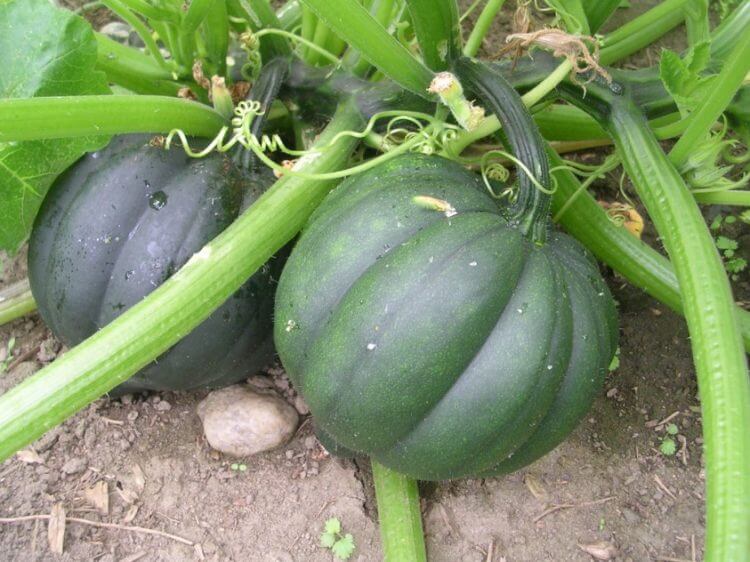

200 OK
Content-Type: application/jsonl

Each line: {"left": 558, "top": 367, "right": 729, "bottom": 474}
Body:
{"left": 166, "top": 103, "right": 443, "bottom": 180}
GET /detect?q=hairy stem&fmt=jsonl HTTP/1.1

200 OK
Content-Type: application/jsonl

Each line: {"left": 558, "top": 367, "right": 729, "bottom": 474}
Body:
{"left": 463, "top": 0, "right": 508, "bottom": 57}
{"left": 372, "top": 461, "right": 427, "bottom": 562}
{"left": 0, "top": 96, "right": 225, "bottom": 142}
{"left": 0, "top": 280, "right": 36, "bottom": 327}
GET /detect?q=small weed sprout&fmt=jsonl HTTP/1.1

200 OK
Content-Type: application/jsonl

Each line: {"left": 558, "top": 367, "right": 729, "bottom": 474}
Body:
{"left": 320, "top": 517, "right": 356, "bottom": 560}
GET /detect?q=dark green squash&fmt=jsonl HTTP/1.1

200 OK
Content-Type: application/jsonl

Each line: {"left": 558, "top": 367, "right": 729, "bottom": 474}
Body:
{"left": 28, "top": 135, "right": 279, "bottom": 394}
{"left": 274, "top": 59, "right": 618, "bottom": 480}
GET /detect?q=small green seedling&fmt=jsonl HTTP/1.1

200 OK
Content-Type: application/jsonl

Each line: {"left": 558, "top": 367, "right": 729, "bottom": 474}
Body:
{"left": 716, "top": 236, "right": 738, "bottom": 257}
{"left": 0, "top": 337, "right": 17, "bottom": 374}
{"left": 320, "top": 517, "right": 356, "bottom": 560}
{"left": 230, "top": 463, "right": 247, "bottom": 472}
{"left": 659, "top": 423, "right": 680, "bottom": 456}
{"left": 660, "top": 438, "right": 677, "bottom": 456}
{"left": 714, "top": 236, "right": 747, "bottom": 280}
{"left": 608, "top": 348, "right": 621, "bottom": 372}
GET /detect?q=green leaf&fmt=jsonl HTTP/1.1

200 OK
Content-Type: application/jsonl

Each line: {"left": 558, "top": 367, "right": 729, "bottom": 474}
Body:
{"left": 0, "top": 0, "right": 110, "bottom": 252}
{"left": 332, "top": 534, "right": 356, "bottom": 560}
{"left": 716, "top": 236, "right": 739, "bottom": 251}
{"left": 320, "top": 532, "right": 337, "bottom": 549}
{"left": 608, "top": 348, "right": 620, "bottom": 371}
{"left": 660, "top": 438, "right": 677, "bottom": 456}
{"left": 324, "top": 517, "right": 342, "bottom": 535}
{"left": 726, "top": 257, "right": 747, "bottom": 274}
{"left": 666, "top": 423, "right": 679, "bottom": 435}
{"left": 659, "top": 43, "right": 715, "bottom": 117}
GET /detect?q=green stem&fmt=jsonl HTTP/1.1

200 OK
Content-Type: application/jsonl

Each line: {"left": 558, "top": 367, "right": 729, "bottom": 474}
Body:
{"left": 372, "top": 461, "right": 427, "bottom": 562}
{"left": 309, "top": 17, "right": 331, "bottom": 65}
{"left": 709, "top": 1, "right": 750, "bottom": 63}
{"left": 684, "top": 0, "right": 709, "bottom": 47}
{"left": 300, "top": 0, "right": 434, "bottom": 96}
{"left": 254, "top": 29, "right": 340, "bottom": 65}
{"left": 94, "top": 32, "right": 172, "bottom": 80}
{"left": 582, "top": 0, "right": 622, "bottom": 33}
{"left": 344, "top": 0, "right": 396, "bottom": 76}
{"left": 404, "top": 0, "right": 461, "bottom": 70}
{"left": 0, "top": 280, "right": 36, "bottom": 327}
{"left": 546, "top": 0, "right": 589, "bottom": 33}
{"left": 566, "top": 85, "right": 750, "bottom": 561}
{"left": 669, "top": 30, "right": 750, "bottom": 168}
{"left": 277, "top": 0, "right": 302, "bottom": 30}
{"left": 443, "top": 60, "right": 571, "bottom": 156}
{"left": 95, "top": 34, "right": 183, "bottom": 95}
{"left": 101, "top": 0, "right": 170, "bottom": 70}
{"left": 0, "top": 102, "right": 363, "bottom": 462}
{"left": 547, "top": 148, "right": 750, "bottom": 352}
{"left": 202, "top": 0, "right": 229, "bottom": 76}
{"left": 182, "top": 0, "right": 216, "bottom": 34}
{"left": 0, "top": 96, "right": 225, "bottom": 142}
{"left": 694, "top": 190, "right": 750, "bottom": 206}
{"left": 300, "top": 4, "right": 317, "bottom": 61}
{"left": 599, "top": 0, "right": 687, "bottom": 65}
{"left": 463, "top": 0, "right": 507, "bottom": 57}
{"left": 119, "top": 0, "right": 176, "bottom": 21}
{"left": 243, "top": 0, "right": 293, "bottom": 56}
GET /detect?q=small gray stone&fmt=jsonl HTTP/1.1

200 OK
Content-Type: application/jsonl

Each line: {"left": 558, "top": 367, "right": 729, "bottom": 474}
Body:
{"left": 36, "top": 337, "right": 61, "bottom": 363}
{"left": 61, "top": 457, "right": 87, "bottom": 475}
{"left": 99, "top": 22, "right": 131, "bottom": 43}
{"left": 293, "top": 395, "right": 310, "bottom": 415}
{"left": 197, "top": 385, "right": 299, "bottom": 458}
{"left": 622, "top": 507, "right": 641, "bottom": 523}
{"left": 153, "top": 400, "right": 172, "bottom": 412}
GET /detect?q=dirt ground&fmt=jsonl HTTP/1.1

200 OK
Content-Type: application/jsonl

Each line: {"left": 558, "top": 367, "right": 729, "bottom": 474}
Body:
{"left": 1, "top": 1, "right": 747, "bottom": 561}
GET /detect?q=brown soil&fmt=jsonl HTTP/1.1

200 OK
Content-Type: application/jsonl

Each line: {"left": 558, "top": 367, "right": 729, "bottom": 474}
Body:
{"left": 1, "top": 1, "right": 746, "bottom": 560}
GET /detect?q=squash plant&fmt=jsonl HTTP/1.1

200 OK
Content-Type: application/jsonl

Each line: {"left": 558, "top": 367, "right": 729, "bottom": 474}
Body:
{"left": 0, "top": 0, "right": 749, "bottom": 559}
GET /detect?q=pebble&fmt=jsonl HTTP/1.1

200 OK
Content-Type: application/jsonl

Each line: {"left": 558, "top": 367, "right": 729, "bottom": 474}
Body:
{"left": 36, "top": 337, "right": 60, "bottom": 363}
{"left": 294, "top": 395, "right": 310, "bottom": 415}
{"left": 153, "top": 400, "right": 172, "bottom": 412}
{"left": 197, "top": 385, "right": 299, "bottom": 457}
{"left": 621, "top": 507, "right": 641, "bottom": 523}
{"left": 61, "top": 457, "right": 87, "bottom": 475}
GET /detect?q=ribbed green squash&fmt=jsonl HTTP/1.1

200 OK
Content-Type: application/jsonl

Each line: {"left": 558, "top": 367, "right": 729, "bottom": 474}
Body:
{"left": 28, "top": 135, "right": 279, "bottom": 394}
{"left": 274, "top": 59, "right": 618, "bottom": 480}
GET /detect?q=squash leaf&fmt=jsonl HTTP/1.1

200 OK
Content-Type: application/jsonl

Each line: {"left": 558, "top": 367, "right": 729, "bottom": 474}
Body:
{"left": 0, "top": 0, "right": 110, "bottom": 253}
{"left": 658, "top": 42, "right": 715, "bottom": 117}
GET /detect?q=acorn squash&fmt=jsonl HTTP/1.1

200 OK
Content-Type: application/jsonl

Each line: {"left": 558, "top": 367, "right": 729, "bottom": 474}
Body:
{"left": 274, "top": 59, "right": 618, "bottom": 479}
{"left": 28, "top": 135, "right": 279, "bottom": 394}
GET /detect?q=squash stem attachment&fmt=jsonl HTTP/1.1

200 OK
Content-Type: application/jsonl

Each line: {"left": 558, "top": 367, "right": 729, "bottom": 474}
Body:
{"left": 372, "top": 461, "right": 427, "bottom": 562}
{"left": 0, "top": 280, "right": 37, "bottom": 327}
